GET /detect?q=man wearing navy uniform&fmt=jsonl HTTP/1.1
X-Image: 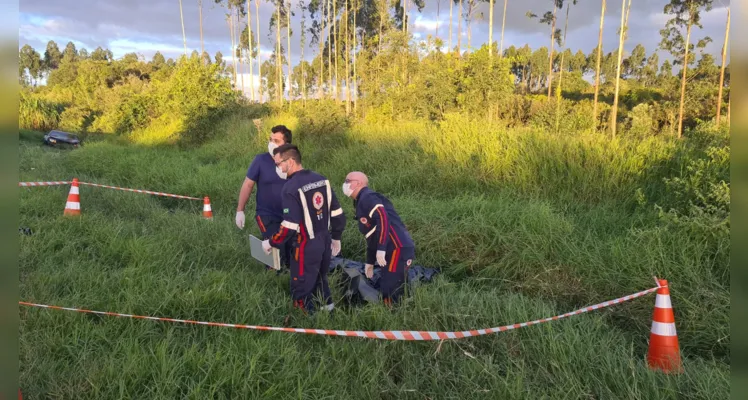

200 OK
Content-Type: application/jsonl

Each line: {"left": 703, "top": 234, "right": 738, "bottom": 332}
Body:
{"left": 342, "top": 171, "right": 415, "bottom": 305}
{"left": 262, "top": 144, "right": 346, "bottom": 312}
{"left": 235, "top": 125, "right": 293, "bottom": 270}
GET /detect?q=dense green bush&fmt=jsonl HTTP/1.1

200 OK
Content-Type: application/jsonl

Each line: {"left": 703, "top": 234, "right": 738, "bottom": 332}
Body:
{"left": 636, "top": 121, "right": 729, "bottom": 245}
{"left": 659, "top": 145, "right": 729, "bottom": 220}
{"left": 58, "top": 106, "right": 95, "bottom": 133}
{"left": 155, "top": 56, "right": 237, "bottom": 144}
{"left": 625, "top": 103, "right": 655, "bottom": 137}
{"left": 496, "top": 94, "right": 533, "bottom": 127}
{"left": 529, "top": 98, "right": 595, "bottom": 133}
{"left": 291, "top": 99, "right": 350, "bottom": 140}
{"left": 21, "top": 55, "right": 236, "bottom": 145}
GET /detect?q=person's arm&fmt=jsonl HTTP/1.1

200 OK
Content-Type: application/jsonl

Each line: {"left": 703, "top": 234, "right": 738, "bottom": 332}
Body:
{"left": 268, "top": 190, "right": 301, "bottom": 249}
{"left": 236, "top": 158, "right": 260, "bottom": 229}
{"left": 366, "top": 246, "right": 377, "bottom": 266}
{"left": 329, "top": 188, "right": 346, "bottom": 240}
{"left": 237, "top": 177, "right": 256, "bottom": 212}
{"left": 328, "top": 186, "right": 346, "bottom": 257}
{"left": 367, "top": 201, "right": 391, "bottom": 253}
{"left": 362, "top": 195, "right": 390, "bottom": 266}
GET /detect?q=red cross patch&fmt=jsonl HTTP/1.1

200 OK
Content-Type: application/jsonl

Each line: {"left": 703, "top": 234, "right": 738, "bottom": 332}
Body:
{"left": 312, "top": 192, "right": 324, "bottom": 210}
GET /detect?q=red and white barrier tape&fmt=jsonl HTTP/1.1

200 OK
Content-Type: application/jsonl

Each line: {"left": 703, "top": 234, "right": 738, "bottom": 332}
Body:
{"left": 19, "top": 181, "right": 201, "bottom": 201}
{"left": 19, "top": 286, "right": 658, "bottom": 341}
{"left": 18, "top": 181, "right": 70, "bottom": 187}
{"left": 76, "top": 182, "right": 201, "bottom": 200}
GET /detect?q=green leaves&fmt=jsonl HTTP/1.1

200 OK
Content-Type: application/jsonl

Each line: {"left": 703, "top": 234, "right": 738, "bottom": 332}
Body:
{"left": 44, "top": 40, "right": 62, "bottom": 71}
{"left": 19, "top": 44, "right": 43, "bottom": 85}
{"left": 659, "top": 0, "right": 714, "bottom": 59}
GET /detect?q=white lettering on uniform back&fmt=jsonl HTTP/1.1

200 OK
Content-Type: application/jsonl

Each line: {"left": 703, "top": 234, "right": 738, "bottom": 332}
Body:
{"left": 302, "top": 180, "right": 326, "bottom": 193}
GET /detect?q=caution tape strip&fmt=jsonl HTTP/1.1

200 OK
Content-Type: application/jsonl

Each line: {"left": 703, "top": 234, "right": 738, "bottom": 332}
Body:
{"left": 18, "top": 181, "right": 70, "bottom": 187}
{"left": 18, "top": 181, "right": 201, "bottom": 201}
{"left": 18, "top": 286, "right": 658, "bottom": 341}
{"left": 76, "top": 182, "right": 202, "bottom": 200}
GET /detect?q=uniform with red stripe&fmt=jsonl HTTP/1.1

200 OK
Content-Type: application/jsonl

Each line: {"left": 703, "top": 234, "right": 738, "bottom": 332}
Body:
{"left": 352, "top": 185, "right": 414, "bottom": 304}
{"left": 267, "top": 145, "right": 346, "bottom": 312}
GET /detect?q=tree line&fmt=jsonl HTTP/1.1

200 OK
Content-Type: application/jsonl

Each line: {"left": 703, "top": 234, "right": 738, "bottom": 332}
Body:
{"left": 19, "top": 0, "right": 730, "bottom": 139}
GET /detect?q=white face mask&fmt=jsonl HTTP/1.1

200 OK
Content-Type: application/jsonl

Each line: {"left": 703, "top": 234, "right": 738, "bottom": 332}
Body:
{"left": 268, "top": 141, "right": 279, "bottom": 156}
{"left": 276, "top": 166, "right": 288, "bottom": 180}
{"left": 342, "top": 182, "right": 353, "bottom": 197}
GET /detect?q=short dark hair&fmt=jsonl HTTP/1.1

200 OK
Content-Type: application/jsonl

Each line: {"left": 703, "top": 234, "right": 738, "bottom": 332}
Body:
{"left": 271, "top": 125, "right": 292, "bottom": 144}
{"left": 273, "top": 143, "right": 302, "bottom": 164}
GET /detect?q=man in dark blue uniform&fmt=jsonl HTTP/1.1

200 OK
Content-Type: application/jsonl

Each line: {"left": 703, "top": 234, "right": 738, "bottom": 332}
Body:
{"left": 235, "top": 125, "right": 293, "bottom": 270}
{"left": 342, "top": 171, "right": 415, "bottom": 305}
{"left": 262, "top": 144, "right": 346, "bottom": 312}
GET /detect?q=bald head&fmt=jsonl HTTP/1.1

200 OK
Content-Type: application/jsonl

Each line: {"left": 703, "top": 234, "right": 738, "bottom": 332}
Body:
{"left": 344, "top": 171, "right": 369, "bottom": 199}
{"left": 346, "top": 171, "right": 368, "bottom": 185}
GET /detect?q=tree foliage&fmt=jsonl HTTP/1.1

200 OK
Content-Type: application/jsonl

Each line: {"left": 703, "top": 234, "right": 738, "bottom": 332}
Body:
{"left": 19, "top": 0, "right": 729, "bottom": 138}
{"left": 20, "top": 42, "right": 238, "bottom": 145}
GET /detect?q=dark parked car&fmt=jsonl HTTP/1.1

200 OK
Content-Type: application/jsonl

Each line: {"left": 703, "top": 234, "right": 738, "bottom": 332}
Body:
{"left": 43, "top": 130, "right": 81, "bottom": 148}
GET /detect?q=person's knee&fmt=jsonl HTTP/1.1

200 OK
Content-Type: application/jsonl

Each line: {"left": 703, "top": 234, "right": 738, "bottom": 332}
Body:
{"left": 379, "top": 271, "right": 406, "bottom": 304}
{"left": 381, "top": 271, "right": 405, "bottom": 289}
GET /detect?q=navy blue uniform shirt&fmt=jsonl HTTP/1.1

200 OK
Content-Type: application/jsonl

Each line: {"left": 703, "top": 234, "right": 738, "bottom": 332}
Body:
{"left": 269, "top": 169, "right": 346, "bottom": 251}
{"left": 354, "top": 187, "right": 414, "bottom": 265}
{"left": 246, "top": 152, "right": 286, "bottom": 220}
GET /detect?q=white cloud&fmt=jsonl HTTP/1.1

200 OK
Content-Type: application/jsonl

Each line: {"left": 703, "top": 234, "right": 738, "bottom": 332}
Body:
{"left": 648, "top": 12, "right": 670, "bottom": 27}
{"left": 109, "top": 39, "right": 185, "bottom": 56}
{"left": 18, "top": 0, "right": 731, "bottom": 69}
{"left": 413, "top": 17, "right": 440, "bottom": 32}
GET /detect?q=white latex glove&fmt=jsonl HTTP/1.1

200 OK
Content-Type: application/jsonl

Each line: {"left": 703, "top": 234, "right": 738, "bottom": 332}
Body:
{"left": 261, "top": 239, "right": 272, "bottom": 255}
{"left": 376, "top": 250, "right": 387, "bottom": 267}
{"left": 365, "top": 264, "right": 374, "bottom": 279}
{"left": 331, "top": 239, "right": 341, "bottom": 257}
{"left": 235, "top": 211, "right": 245, "bottom": 229}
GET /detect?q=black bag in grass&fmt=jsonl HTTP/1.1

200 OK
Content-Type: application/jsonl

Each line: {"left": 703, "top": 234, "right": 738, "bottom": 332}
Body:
{"left": 339, "top": 266, "right": 382, "bottom": 305}
{"left": 330, "top": 256, "right": 440, "bottom": 305}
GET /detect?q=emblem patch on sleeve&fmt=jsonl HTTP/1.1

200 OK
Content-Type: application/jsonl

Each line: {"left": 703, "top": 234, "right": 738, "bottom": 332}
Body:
{"left": 312, "top": 192, "right": 324, "bottom": 210}
{"left": 360, "top": 217, "right": 367, "bottom": 224}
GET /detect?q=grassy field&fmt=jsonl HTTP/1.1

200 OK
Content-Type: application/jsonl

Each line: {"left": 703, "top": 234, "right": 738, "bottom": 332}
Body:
{"left": 18, "top": 111, "right": 729, "bottom": 399}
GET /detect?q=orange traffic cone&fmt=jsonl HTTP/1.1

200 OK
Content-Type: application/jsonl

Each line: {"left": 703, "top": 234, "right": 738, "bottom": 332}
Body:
{"left": 202, "top": 196, "right": 213, "bottom": 220}
{"left": 63, "top": 178, "right": 81, "bottom": 216}
{"left": 647, "top": 279, "right": 683, "bottom": 373}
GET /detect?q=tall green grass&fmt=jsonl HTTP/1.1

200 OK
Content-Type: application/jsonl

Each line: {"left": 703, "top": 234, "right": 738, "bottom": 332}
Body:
{"left": 19, "top": 92, "right": 62, "bottom": 132}
{"left": 18, "top": 110, "right": 729, "bottom": 399}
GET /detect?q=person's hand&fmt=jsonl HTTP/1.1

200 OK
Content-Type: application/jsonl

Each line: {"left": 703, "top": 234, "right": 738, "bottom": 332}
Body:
{"left": 376, "top": 250, "right": 387, "bottom": 267}
{"left": 365, "top": 264, "right": 374, "bottom": 279}
{"left": 235, "top": 211, "right": 245, "bottom": 229}
{"left": 331, "top": 239, "right": 341, "bottom": 257}
{"left": 262, "top": 239, "right": 272, "bottom": 255}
